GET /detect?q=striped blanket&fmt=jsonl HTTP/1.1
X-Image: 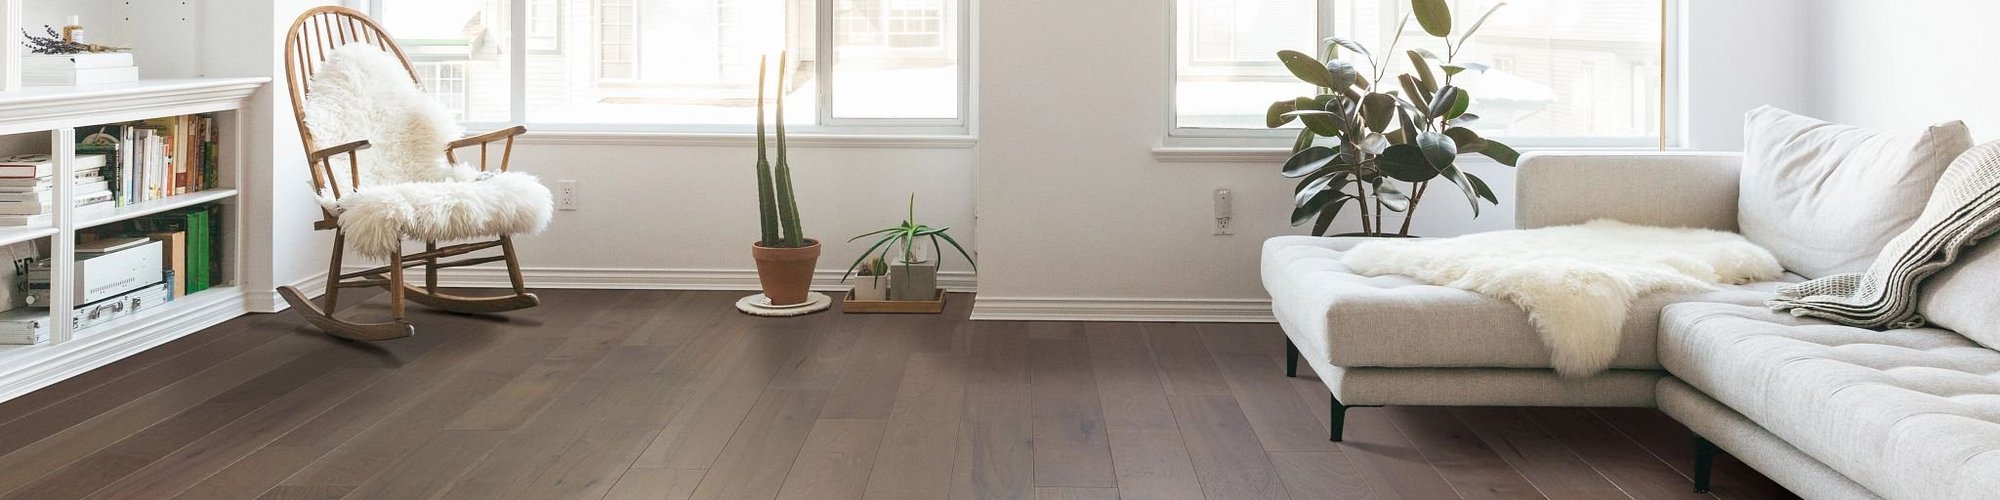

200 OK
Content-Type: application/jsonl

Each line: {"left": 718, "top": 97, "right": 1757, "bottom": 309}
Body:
{"left": 1769, "top": 140, "right": 2000, "bottom": 328}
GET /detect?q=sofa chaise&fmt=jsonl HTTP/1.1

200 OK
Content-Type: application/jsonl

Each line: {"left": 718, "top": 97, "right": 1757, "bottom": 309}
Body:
{"left": 1261, "top": 110, "right": 2000, "bottom": 499}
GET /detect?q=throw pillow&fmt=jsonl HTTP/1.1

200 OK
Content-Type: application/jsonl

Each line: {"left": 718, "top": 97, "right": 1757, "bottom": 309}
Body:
{"left": 1738, "top": 106, "right": 1971, "bottom": 278}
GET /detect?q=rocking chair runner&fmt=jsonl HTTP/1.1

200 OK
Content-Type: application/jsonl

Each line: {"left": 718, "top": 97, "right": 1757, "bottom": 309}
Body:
{"left": 276, "top": 6, "right": 543, "bottom": 341}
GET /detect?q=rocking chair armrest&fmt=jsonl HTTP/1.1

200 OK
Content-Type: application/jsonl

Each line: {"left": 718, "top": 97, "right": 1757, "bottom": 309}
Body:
{"left": 309, "top": 140, "right": 372, "bottom": 163}
{"left": 447, "top": 126, "right": 528, "bottom": 150}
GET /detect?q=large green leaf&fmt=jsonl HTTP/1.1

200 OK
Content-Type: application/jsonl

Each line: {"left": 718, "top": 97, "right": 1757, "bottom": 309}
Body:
{"left": 1310, "top": 197, "right": 1352, "bottom": 236}
{"left": 1326, "top": 59, "right": 1360, "bottom": 90}
{"left": 1292, "top": 189, "right": 1343, "bottom": 226}
{"left": 1438, "top": 166, "right": 1481, "bottom": 216}
{"left": 1429, "top": 87, "right": 1470, "bottom": 120}
{"left": 1407, "top": 51, "right": 1439, "bottom": 93}
{"left": 1374, "top": 179, "right": 1411, "bottom": 211}
{"left": 1298, "top": 113, "right": 1344, "bottom": 137}
{"left": 1442, "top": 62, "right": 1490, "bottom": 77}
{"left": 1428, "top": 86, "right": 1462, "bottom": 120}
{"left": 1466, "top": 172, "right": 1499, "bottom": 204}
{"left": 1295, "top": 167, "right": 1332, "bottom": 194}
{"left": 1398, "top": 75, "right": 1430, "bottom": 117}
{"left": 1266, "top": 100, "right": 1298, "bottom": 129}
{"left": 1443, "top": 126, "right": 1487, "bottom": 153}
{"left": 1480, "top": 139, "right": 1522, "bottom": 166}
{"left": 1282, "top": 146, "right": 1340, "bottom": 178}
{"left": 1357, "top": 133, "right": 1390, "bottom": 154}
{"left": 1411, "top": 0, "right": 1453, "bottom": 37}
{"left": 1278, "top": 50, "right": 1338, "bottom": 88}
{"left": 1460, "top": 2, "right": 1508, "bottom": 44}
{"left": 1292, "top": 127, "right": 1316, "bottom": 153}
{"left": 1324, "top": 36, "right": 1372, "bottom": 61}
{"left": 1378, "top": 144, "right": 1438, "bottom": 183}
{"left": 1416, "top": 131, "right": 1458, "bottom": 170}
{"left": 1447, "top": 113, "right": 1480, "bottom": 127}
{"left": 1293, "top": 172, "right": 1346, "bottom": 206}
{"left": 1361, "top": 93, "right": 1397, "bottom": 132}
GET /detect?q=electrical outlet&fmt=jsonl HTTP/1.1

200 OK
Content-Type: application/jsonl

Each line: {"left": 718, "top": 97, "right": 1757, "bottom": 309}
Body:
{"left": 1213, "top": 188, "right": 1234, "bottom": 235}
{"left": 557, "top": 180, "right": 578, "bottom": 211}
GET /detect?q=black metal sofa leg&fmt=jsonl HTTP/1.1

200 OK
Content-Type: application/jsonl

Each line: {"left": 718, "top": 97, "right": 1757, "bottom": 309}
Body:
{"left": 1693, "top": 436, "right": 1719, "bottom": 493}
{"left": 1285, "top": 339, "right": 1300, "bottom": 378}
{"left": 1330, "top": 394, "right": 1349, "bottom": 442}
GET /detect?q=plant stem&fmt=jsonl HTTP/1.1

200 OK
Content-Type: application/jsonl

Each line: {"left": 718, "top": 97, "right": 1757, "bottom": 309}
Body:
{"left": 1401, "top": 182, "right": 1428, "bottom": 236}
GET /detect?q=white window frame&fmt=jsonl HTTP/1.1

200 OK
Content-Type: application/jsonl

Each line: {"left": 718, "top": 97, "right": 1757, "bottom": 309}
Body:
{"left": 366, "top": 0, "right": 974, "bottom": 139}
{"left": 1163, "top": 0, "right": 1681, "bottom": 150}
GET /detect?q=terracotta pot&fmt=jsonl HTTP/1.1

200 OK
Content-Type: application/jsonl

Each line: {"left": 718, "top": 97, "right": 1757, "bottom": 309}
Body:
{"left": 752, "top": 239, "right": 822, "bottom": 306}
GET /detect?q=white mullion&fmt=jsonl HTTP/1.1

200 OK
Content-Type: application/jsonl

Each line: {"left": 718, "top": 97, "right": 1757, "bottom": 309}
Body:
{"left": 816, "top": 0, "right": 836, "bottom": 125}
{"left": 50, "top": 129, "right": 74, "bottom": 343}
{"left": 510, "top": 0, "right": 530, "bottom": 123}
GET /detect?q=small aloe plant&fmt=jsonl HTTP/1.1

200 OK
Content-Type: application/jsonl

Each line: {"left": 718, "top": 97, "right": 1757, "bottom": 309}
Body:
{"left": 842, "top": 194, "right": 975, "bottom": 281}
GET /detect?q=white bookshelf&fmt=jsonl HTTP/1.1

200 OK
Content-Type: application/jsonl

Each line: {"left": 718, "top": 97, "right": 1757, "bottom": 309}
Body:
{"left": 0, "top": 77, "right": 263, "bottom": 402}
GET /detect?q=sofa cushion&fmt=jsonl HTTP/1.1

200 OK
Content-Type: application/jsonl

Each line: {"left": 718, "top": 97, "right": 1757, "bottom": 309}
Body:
{"left": 1920, "top": 240, "right": 2000, "bottom": 350}
{"left": 1262, "top": 235, "right": 1787, "bottom": 370}
{"left": 1659, "top": 303, "right": 2000, "bottom": 500}
{"left": 1739, "top": 106, "right": 1971, "bottom": 278}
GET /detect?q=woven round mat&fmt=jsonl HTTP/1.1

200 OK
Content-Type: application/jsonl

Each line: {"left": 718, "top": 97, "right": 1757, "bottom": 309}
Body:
{"left": 735, "top": 292, "right": 833, "bottom": 317}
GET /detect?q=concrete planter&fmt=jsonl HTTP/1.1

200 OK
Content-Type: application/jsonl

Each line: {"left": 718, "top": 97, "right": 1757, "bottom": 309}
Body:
{"left": 888, "top": 260, "right": 938, "bottom": 301}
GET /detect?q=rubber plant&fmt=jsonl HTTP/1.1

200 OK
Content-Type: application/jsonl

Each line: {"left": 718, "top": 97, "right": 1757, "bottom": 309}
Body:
{"left": 1272, "top": 0, "right": 1520, "bottom": 237}
{"left": 749, "top": 52, "right": 821, "bottom": 306}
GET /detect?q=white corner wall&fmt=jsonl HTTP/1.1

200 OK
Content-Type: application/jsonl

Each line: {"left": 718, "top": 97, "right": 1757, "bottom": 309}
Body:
{"left": 1807, "top": 0, "right": 2000, "bottom": 139}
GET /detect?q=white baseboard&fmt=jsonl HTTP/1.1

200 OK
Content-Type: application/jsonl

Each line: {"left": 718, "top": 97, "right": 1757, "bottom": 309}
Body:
{"left": 344, "top": 266, "right": 977, "bottom": 293}
{"left": 246, "top": 271, "right": 329, "bottom": 314}
{"left": 0, "top": 287, "right": 249, "bottom": 403}
{"left": 969, "top": 296, "right": 1275, "bottom": 323}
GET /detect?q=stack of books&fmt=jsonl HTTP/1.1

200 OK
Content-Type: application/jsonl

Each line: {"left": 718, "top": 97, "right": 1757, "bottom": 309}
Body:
{"left": 23, "top": 52, "right": 138, "bottom": 87}
{"left": 0, "top": 154, "right": 115, "bottom": 227}
{"left": 0, "top": 309, "right": 50, "bottom": 346}
{"left": 74, "top": 115, "right": 219, "bottom": 206}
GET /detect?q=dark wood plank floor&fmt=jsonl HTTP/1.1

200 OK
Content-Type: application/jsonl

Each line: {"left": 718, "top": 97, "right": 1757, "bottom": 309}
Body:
{"left": 0, "top": 289, "right": 1799, "bottom": 499}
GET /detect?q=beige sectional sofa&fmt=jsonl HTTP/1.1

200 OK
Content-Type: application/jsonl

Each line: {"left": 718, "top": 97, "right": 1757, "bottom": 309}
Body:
{"left": 1263, "top": 150, "right": 2000, "bottom": 498}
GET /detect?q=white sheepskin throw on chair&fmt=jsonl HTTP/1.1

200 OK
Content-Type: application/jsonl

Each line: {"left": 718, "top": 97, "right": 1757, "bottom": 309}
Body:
{"left": 302, "top": 44, "right": 552, "bottom": 259}
{"left": 1339, "top": 219, "right": 1782, "bottom": 376}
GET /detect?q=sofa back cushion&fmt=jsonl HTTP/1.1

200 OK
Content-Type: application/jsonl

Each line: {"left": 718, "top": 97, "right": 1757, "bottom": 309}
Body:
{"left": 1739, "top": 106, "right": 1972, "bottom": 278}
{"left": 1919, "top": 240, "right": 2000, "bottom": 349}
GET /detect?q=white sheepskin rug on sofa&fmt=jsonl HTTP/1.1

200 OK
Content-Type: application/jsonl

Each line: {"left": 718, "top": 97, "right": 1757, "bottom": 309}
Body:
{"left": 1339, "top": 219, "right": 1781, "bottom": 376}
{"left": 302, "top": 44, "right": 552, "bottom": 259}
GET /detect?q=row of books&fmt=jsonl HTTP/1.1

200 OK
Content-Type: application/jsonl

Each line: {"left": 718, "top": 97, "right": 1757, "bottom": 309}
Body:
{"left": 0, "top": 154, "right": 114, "bottom": 226}
{"left": 76, "top": 114, "right": 221, "bottom": 207}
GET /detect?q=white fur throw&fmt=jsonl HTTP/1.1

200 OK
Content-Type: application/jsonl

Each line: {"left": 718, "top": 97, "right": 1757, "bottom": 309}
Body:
{"left": 1339, "top": 219, "right": 1782, "bottom": 376}
{"left": 303, "top": 44, "right": 552, "bottom": 259}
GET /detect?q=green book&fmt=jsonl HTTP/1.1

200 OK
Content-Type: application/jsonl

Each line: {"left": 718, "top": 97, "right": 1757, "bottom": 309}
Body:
{"left": 125, "top": 207, "right": 212, "bottom": 295}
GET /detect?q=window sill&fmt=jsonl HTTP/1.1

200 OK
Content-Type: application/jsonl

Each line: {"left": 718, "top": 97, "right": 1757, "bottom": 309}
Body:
{"left": 514, "top": 131, "right": 978, "bottom": 149}
{"left": 1151, "top": 145, "right": 1697, "bottom": 163}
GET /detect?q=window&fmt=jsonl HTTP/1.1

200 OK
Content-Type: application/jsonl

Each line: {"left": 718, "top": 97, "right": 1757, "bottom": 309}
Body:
{"left": 372, "top": 0, "right": 967, "bottom": 132}
{"left": 416, "top": 61, "right": 471, "bottom": 120}
{"left": 1172, "top": 0, "right": 1668, "bottom": 146}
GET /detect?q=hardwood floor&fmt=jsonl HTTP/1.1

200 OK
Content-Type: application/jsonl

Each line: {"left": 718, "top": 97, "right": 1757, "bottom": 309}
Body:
{"left": 0, "top": 289, "right": 1799, "bottom": 499}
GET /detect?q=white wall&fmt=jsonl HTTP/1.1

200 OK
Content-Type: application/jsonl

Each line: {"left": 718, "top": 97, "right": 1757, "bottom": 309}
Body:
{"left": 500, "top": 139, "right": 978, "bottom": 282}
{"left": 1807, "top": 0, "right": 2000, "bottom": 139}
{"left": 966, "top": 0, "right": 1810, "bottom": 317}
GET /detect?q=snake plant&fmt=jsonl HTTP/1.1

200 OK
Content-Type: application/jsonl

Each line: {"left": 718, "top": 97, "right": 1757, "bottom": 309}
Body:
{"left": 755, "top": 52, "right": 807, "bottom": 248}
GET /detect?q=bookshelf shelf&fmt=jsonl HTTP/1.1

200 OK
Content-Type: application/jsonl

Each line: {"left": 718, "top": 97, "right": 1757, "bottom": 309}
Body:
{"left": 0, "top": 224, "right": 55, "bottom": 247}
{"left": 0, "top": 72, "right": 261, "bottom": 402}
{"left": 75, "top": 188, "right": 236, "bottom": 229}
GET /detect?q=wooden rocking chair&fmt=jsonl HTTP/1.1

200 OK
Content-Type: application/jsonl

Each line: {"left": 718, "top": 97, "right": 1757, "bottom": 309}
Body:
{"left": 275, "top": 6, "right": 540, "bottom": 341}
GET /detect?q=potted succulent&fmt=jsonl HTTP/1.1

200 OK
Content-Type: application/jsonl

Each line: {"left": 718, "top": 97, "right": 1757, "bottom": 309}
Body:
{"left": 843, "top": 195, "right": 974, "bottom": 301}
{"left": 749, "top": 52, "right": 820, "bottom": 306}
{"left": 1270, "top": 0, "right": 1521, "bottom": 237}
{"left": 851, "top": 256, "right": 891, "bottom": 301}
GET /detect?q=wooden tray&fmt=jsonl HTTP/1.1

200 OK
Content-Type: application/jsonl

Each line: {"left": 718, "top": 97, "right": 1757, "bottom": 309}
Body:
{"left": 841, "top": 290, "right": 946, "bottom": 314}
